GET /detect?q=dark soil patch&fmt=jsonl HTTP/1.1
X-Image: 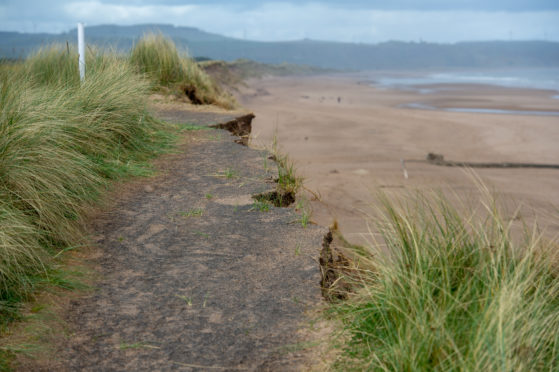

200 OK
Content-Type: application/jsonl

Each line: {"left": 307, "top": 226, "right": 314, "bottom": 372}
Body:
{"left": 181, "top": 85, "right": 204, "bottom": 105}
{"left": 253, "top": 190, "right": 296, "bottom": 208}
{"left": 319, "top": 229, "right": 356, "bottom": 302}
{"left": 209, "top": 113, "right": 255, "bottom": 146}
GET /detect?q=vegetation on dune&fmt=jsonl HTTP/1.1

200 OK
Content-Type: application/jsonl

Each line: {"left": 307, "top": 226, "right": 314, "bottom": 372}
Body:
{"left": 130, "top": 33, "right": 236, "bottom": 109}
{"left": 328, "top": 189, "right": 559, "bottom": 371}
{"left": 200, "top": 59, "right": 332, "bottom": 90}
{"left": 0, "top": 45, "right": 175, "bottom": 332}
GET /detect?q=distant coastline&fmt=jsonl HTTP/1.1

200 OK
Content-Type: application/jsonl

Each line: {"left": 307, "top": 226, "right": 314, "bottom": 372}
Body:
{"left": 369, "top": 68, "right": 559, "bottom": 116}
{"left": 399, "top": 102, "right": 559, "bottom": 117}
{"left": 369, "top": 68, "right": 559, "bottom": 94}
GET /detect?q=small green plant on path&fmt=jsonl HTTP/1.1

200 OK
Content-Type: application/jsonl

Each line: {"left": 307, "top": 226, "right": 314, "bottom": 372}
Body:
{"left": 212, "top": 168, "right": 238, "bottom": 180}
{"left": 262, "top": 155, "right": 270, "bottom": 173}
{"left": 251, "top": 200, "right": 271, "bottom": 212}
{"left": 294, "top": 243, "right": 301, "bottom": 257}
{"left": 293, "top": 198, "right": 311, "bottom": 228}
{"left": 175, "top": 295, "right": 193, "bottom": 307}
{"left": 205, "top": 193, "right": 213, "bottom": 199}
{"left": 223, "top": 168, "right": 237, "bottom": 179}
{"left": 194, "top": 231, "right": 210, "bottom": 239}
{"left": 179, "top": 208, "right": 204, "bottom": 218}
{"left": 298, "top": 209, "right": 310, "bottom": 228}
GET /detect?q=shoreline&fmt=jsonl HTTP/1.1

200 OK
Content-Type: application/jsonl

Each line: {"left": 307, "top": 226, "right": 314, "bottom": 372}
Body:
{"left": 362, "top": 67, "right": 559, "bottom": 95}
{"left": 399, "top": 102, "right": 559, "bottom": 117}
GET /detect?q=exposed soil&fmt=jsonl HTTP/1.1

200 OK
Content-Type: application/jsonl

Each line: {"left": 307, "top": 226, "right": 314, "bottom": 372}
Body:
{"left": 36, "top": 109, "right": 327, "bottom": 371}
{"left": 181, "top": 85, "right": 204, "bottom": 105}
{"left": 210, "top": 114, "right": 255, "bottom": 146}
{"left": 318, "top": 229, "right": 358, "bottom": 302}
{"left": 253, "top": 190, "right": 296, "bottom": 208}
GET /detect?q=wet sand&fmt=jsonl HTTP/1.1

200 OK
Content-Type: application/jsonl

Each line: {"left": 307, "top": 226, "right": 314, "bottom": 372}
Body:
{"left": 241, "top": 74, "right": 559, "bottom": 245}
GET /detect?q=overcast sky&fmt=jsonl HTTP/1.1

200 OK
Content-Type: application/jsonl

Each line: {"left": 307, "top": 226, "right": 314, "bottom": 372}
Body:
{"left": 1, "top": 0, "right": 559, "bottom": 43}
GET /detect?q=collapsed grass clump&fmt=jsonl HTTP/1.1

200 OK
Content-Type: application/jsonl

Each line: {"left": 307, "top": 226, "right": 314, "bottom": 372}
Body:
{"left": 0, "top": 45, "right": 174, "bottom": 329}
{"left": 130, "top": 33, "right": 236, "bottom": 109}
{"left": 269, "top": 135, "right": 302, "bottom": 206}
{"left": 329, "top": 190, "right": 559, "bottom": 371}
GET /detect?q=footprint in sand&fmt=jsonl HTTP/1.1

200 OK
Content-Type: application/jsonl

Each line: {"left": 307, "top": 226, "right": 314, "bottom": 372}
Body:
{"left": 352, "top": 169, "right": 370, "bottom": 176}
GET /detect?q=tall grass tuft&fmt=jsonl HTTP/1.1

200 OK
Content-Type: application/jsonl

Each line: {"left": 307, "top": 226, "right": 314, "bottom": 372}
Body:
{"left": 270, "top": 134, "right": 303, "bottom": 196}
{"left": 0, "top": 46, "right": 173, "bottom": 326}
{"left": 130, "top": 33, "right": 236, "bottom": 109}
{"left": 129, "top": 34, "right": 183, "bottom": 86}
{"left": 330, "top": 190, "right": 559, "bottom": 371}
{"left": 23, "top": 45, "right": 80, "bottom": 86}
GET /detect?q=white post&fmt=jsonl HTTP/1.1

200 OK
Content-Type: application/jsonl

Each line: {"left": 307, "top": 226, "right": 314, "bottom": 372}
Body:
{"left": 77, "top": 23, "right": 85, "bottom": 82}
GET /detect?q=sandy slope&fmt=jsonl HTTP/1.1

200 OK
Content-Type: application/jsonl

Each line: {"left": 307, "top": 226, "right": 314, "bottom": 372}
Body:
{"left": 242, "top": 74, "right": 559, "bottom": 245}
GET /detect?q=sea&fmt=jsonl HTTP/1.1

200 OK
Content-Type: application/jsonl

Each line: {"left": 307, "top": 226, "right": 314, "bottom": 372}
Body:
{"left": 371, "top": 68, "right": 559, "bottom": 96}
{"left": 370, "top": 68, "right": 559, "bottom": 116}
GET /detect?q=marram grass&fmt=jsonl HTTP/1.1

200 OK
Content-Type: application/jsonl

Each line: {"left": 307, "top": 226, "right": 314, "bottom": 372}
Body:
{"left": 0, "top": 46, "right": 174, "bottom": 326}
{"left": 130, "top": 33, "right": 236, "bottom": 109}
{"left": 330, "top": 190, "right": 559, "bottom": 371}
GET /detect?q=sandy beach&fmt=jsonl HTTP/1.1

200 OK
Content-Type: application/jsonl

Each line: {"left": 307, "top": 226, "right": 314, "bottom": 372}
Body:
{"left": 241, "top": 73, "right": 559, "bottom": 244}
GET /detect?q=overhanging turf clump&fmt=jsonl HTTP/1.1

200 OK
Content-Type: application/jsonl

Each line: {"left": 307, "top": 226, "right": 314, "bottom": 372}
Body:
{"left": 330, "top": 191, "right": 559, "bottom": 371}
{"left": 130, "top": 33, "right": 236, "bottom": 109}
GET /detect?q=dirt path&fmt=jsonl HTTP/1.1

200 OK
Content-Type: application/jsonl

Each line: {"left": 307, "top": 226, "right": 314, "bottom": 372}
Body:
{"left": 52, "top": 110, "right": 326, "bottom": 371}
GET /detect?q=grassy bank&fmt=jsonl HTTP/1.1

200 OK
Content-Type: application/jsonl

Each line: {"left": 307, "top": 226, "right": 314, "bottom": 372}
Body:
{"left": 0, "top": 33, "right": 239, "bottom": 367}
{"left": 0, "top": 45, "right": 175, "bottom": 332}
{"left": 0, "top": 31, "right": 238, "bottom": 331}
{"left": 326, "top": 189, "right": 559, "bottom": 371}
{"left": 130, "top": 33, "right": 235, "bottom": 109}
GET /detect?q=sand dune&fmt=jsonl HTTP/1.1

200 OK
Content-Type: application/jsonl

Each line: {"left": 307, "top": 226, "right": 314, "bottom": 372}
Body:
{"left": 242, "top": 74, "right": 559, "bottom": 245}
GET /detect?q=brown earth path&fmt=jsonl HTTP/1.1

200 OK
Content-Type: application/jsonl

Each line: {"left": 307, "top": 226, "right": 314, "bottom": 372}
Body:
{"left": 46, "top": 110, "right": 326, "bottom": 371}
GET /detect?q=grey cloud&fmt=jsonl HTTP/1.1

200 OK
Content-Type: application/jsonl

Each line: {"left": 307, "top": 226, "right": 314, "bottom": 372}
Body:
{"left": 6, "top": 0, "right": 559, "bottom": 11}
{"left": 1, "top": 1, "right": 558, "bottom": 42}
{"left": 101, "top": 0, "right": 559, "bottom": 11}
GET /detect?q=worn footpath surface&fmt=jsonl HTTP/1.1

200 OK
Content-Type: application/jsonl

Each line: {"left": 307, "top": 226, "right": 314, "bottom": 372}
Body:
{"left": 56, "top": 109, "right": 327, "bottom": 371}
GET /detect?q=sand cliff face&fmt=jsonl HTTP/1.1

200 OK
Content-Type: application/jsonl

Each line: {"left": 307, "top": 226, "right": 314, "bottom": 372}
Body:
{"left": 244, "top": 74, "right": 559, "bottom": 245}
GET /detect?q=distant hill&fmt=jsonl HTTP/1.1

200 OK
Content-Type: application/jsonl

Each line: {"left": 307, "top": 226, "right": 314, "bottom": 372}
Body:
{"left": 2, "top": 24, "right": 559, "bottom": 70}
